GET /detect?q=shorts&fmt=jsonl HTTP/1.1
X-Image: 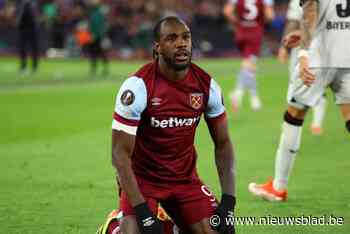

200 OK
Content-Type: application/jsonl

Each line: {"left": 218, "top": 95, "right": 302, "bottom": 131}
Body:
{"left": 235, "top": 31, "right": 263, "bottom": 58}
{"left": 288, "top": 66, "right": 350, "bottom": 109}
{"left": 119, "top": 176, "right": 218, "bottom": 229}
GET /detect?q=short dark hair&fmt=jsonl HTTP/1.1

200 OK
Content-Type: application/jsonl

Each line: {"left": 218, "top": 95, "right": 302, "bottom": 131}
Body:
{"left": 153, "top": 16, "right": 186, "bottom": 42}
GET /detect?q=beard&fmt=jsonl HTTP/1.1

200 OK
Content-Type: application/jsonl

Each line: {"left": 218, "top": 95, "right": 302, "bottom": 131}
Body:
{"left": 160, "top": 51, "right": 192, "bottom": 71}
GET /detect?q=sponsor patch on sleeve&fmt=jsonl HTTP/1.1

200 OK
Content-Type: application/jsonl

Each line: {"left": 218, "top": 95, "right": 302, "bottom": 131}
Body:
{"left": 120, "top": 90, "right": 135, "bottom": 106}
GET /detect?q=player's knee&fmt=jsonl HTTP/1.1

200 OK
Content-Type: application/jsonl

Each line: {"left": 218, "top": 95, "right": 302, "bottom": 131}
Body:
{"left": 346, "top": 120, "right": 350, "bottom": 133}
{"left": 242, "top": 60, "right": 256, "bottom": 71}
{"left": 120, "top": 216, "right": 140, "bottom": 234}
{"left": 284, "top": 111, "right": 304, "bottom": 127}
{"left": 287, "top": 104, "right": 308, "bottom": 119}
{"left": 188, "top": 219, "right": 218, "bottom": 234}
{"left": 191, "top": 227, "right": 217, "bottom": 234}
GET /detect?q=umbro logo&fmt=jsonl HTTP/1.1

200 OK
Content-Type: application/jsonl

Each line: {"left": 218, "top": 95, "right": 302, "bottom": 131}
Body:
{"left": 151, "top": 97, "right": 162, "bottom": 106}
{"left": 142, "top": 217, "right": 155, "bottom": 227}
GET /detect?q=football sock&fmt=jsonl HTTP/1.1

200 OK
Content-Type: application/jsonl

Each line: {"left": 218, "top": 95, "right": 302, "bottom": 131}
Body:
{"left": 231, "top": 69, "right": 248, "bottom": 107}
{"left": 273, "top": 111, "right": 303, "bottom": 191}
{"left": 242, "top": 68, "right": 261, "bottom": 110}
{"left": 241, "top": 68, "right": 257, "bottom": 96}
{"left": 231, "top": 88, "right": 244, "bottom": 107}
{"left": 346, "top": 120, "right": 350, "bottom": 133}
{"left": 107, "top": 220, "right": 119, "bottom": 234}
{"left": 311, "top": 95, "right": 326, "bottom": 128}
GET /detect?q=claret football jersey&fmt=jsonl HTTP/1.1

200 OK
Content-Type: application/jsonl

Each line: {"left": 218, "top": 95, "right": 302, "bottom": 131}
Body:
{"left": 231, "top": 0, "right": 274, "bottom": 31}
{"left": 112, "top": 62, "right": 226, "bottom": 184}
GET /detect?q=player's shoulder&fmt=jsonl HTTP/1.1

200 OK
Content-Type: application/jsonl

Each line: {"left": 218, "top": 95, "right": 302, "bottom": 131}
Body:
{"left": 134, "top": 61, "right": 157, "bottom": 81}
{"left": 119, "top": 75, "right": 146, "bottom": 92}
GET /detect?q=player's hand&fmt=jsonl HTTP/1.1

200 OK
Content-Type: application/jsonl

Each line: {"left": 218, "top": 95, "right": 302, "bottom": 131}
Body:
{"left": 134, "top": 203, "right": 163, "bottom": 234}
{"left": 282, "top": 30, "right": 301, "bottom": 49}
{"left": 277, "top": 46, "right": 289, "bottom": 64}
{"left": 299, "top": 56, "right": 315, "bottom": 86}
{"left": 212, "top": 194, "right": 236, "bottom": 234}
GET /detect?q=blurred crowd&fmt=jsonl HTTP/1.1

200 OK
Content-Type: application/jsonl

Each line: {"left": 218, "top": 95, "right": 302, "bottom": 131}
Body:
{"left": 0, "top": 0, "right": 289, "bottom": 59}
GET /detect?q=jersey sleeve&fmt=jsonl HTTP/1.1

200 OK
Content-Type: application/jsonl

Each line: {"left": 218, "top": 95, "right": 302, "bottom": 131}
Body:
{"left": 263, "top": 0, "right": 274, "bottom": 6}
{"left": 205, "top": 79, "right": 226, "bottom": 120}
{"left": 287, "top": 0, "right": 302, "bottom": 20}
{"left": 112, "top": 76, "right": 147, "bottom": 135}
{"left": 229, "top": 0, "right": 237, "bottom": 4}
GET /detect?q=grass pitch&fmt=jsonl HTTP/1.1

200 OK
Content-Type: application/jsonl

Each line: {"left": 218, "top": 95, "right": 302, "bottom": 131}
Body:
{"left": 0, "top": 57, "right": 349, "bottom": 233}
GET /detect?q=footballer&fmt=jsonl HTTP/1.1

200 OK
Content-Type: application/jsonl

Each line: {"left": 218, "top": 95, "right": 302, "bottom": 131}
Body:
{"left": 112, "top": 16, "right": 236, "bottom": 234}
{"left": 249, "top": 0, "right": 350, "bottom": 201}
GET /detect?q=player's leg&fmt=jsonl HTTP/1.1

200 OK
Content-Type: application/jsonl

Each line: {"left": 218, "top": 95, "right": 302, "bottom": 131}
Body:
{"left": 119, "top": 194, "right": 159, "bottom": 234}
{"left": 95, "top": 38, "right": 105, "bottom": 76}
{"left": 163, "top": 181, "right": 219, "bottom": 234}
{"left": 310, "top": 94, "right": 327, "bottom": 135}
{"left": 288, "top": 48, "right": 327, "bottom": 135}
{"left": 229, "top": 62, "right": 246, "bottom": 112}
{"left": 229, "top": 38, "right": 247, "bottom": 112}
{"left": 243, "top": 57, "right": 262, "bottom": 111}
{"left": 97, "top": 209, "right": 123, "bottom": 234}
{"left": 248, "top": 105, "right": 306, "bottom": 201}
{"left": 19, "top": 31, "right": 27, "bottom": 74}
{"left": 230, "top": 57, "right": 259, "bottom": 112}
{"left": 118, "top": 179, "right": 162, "bottom": 234}
{"left": 331, "top": 68, "right": 350, "bottom": 133}
{"left": 249, "top": 68, "right": 329, "bottom": 201}
{"left": 340, "top": 104, "right": 350, "bottom": 133}
{"left": 120, "top": 215, "right": 140, "bottom": 234}
{"left": 89, "top": 41, "right": 98, "bottom": 76}
{"left": 246, "top": 34, "right": 262, "bottom": 111}
{"left": 30, "top": 32, "right": 39, "bottom": 74}
{"left": 272, "top": 106, "right": 306, "bottom": 191}
{"left": 100, "top": 38, "right": 110, "bottom": 76}
{"left": 186, "top": 218, "right": 218, "bottom": 234}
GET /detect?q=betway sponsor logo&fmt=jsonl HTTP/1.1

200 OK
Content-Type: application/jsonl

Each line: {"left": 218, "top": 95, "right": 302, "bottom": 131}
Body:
{"left": 151, "top": 116, "right": 200, "bottom": 128}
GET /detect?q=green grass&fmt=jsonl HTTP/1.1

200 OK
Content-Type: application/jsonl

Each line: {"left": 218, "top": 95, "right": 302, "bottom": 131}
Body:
{"left": 0, "top": 57, "right": 349, "bottom": 233}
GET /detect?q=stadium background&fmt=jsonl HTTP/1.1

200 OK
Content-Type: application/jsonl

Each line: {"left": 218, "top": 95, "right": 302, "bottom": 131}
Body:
{"left": 0, "top": 0, "right": 287, "bottom": 58}
{"left": 0, "top": 0, "right": 349, "bottom": 233}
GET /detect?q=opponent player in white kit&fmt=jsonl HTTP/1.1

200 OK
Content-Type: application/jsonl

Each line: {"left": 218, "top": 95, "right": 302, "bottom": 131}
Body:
{"left": 249, "top": 0, "right": 350, "bottom": 201}
{"left": 277, "top": 0, "right": 327, "bottom": 135}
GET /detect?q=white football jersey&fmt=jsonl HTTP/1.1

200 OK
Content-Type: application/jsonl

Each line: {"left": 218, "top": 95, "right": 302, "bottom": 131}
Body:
{"left": 307, "top": 0, "right": 350, "bottom": 68}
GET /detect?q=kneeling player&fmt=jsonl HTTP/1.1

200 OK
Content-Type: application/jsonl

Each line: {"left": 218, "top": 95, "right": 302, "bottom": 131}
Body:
{"left": 112, "top": 16, "right": 236, "bottom": 234}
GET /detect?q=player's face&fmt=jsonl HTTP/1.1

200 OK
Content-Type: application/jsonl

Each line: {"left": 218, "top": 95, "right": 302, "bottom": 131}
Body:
{"left": 156, "top": 21, "right": 192, "bottom": 71}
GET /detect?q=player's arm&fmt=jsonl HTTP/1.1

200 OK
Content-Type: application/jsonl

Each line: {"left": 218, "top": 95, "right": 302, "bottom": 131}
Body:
{"left": 205, "top": 79, "right": 236, "bottom": 233}
{"left": 112, "top": 130, "right": 144, "bottom": 206}
{"left": 278, "top": 19, "right": 301, "bottom": 63}
{"left": 207, "top": 116, "right": 235, "bottom": 196}
{"left": 111, "top": 77, "right": 147, "bottom": 206}
{"left": 223, "top": 1, "right": 237, "bottom": 26}
{"left": 299, "top": 0, "right": 318, "bottom": 50}
{"left": 299, "top": 0, "right": 319, "bottom": 86}
{"left": 111, "top": 77, "right": 162, "bottom": 234}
